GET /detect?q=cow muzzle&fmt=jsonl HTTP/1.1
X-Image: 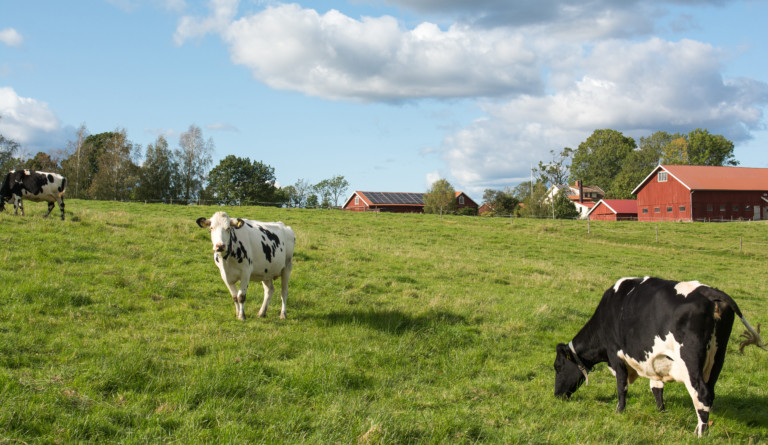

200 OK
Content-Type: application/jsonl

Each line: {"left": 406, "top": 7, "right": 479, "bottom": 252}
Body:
{"left": 214, "top": 243, "right": 226, "bottom": 252}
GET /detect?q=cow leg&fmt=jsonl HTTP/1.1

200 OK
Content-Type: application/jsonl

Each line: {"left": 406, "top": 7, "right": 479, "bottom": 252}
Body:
{"left": 44, "top": 201, "right": 54, "bottom": 218}
{"left": 650, "top": 380, "right": 665, "bottom": 411}
{"left": 13, "top": 198, "right": 22, "bottom": 216}
{"left": 258, "top": 280, "right": 275, "bottom": 318}
{"left": 684, "top": 376, "right": 712, "bottom": 437}
{"left": 235, "top": 275, "right": 250, "bottom": 321}
{"left": 279, "top": 259, "right": 292, "bottom": 319}
{"left": 59, "top": 197, "right": 65, "bottom": 220}
{"left": 610, "top": 358, "right": 630, "bottom": 413}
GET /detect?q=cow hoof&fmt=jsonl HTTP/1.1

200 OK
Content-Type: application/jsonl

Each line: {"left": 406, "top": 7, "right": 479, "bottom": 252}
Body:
{"left": 280, "top": 312, "right": 287, "bottom": 319}
{"left": 257, "top": 312, "right": 266, "bottom": 318}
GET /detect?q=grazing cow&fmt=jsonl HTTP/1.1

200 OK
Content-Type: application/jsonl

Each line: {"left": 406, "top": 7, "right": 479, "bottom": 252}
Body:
{"left": 554, "top": 277, "right": 767, "bottom": 436}
{"left": 196, "top": 211, "right": 295, "bottom": 320}
{"left": 0, "top": 170, "right": 67, "bottom": 220}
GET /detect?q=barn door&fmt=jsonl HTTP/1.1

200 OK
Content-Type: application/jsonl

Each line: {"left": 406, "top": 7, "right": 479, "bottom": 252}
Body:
{"left": 755, "top": 206, "right": 761, "bottom": 221}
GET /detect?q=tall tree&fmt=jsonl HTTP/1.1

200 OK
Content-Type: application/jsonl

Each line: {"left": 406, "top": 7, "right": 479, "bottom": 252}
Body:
{"left": 134, "top": 135, "right": 178, "bottom": 202}
{"left": 61, "top": 130, "right": 112, "bottom": 199}
{"left": 535, "top": 147, "right": 573, "bottom": 187}
{"left": 686, "top": 128, "right": 738, "bottom": 166}
{"left": 612, "top": 131, "right": 673, "bottom": 198}
{"left": 205, "top": 155, "right": 278, "bottom": 205}
{"left": 519, "top": 182, "right": 550, "bottom": 218}
{"left": 324, "top": 175, "right": 350, "bottom": 207}
{"left": 569, "top": 129, "right": 637, "bottom": 197}
{"left": 424, "top": 178, "right": 455, "bottom": 218}
{"left": 0, "top": 119, "right": 21, "bottom": 172}
{"left": 481, "top": 188, "right": 518, "bottom": 216}
{"left": 24, "top": 152, "right": 60, "bottom": 172}
{"left": 313, "top": 179, "right": 333, "bottom": 209}
{"left": 88, "top": 129, "right": 139, "bottom": 200}
{"left": 287, "top": 178, "right": 313, "bottom": 208}
{"left": 176, "top": 124, "right": 213, "bottom": 202}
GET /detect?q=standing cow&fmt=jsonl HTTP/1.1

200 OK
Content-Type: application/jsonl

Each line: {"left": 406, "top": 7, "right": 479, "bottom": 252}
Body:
{"left": 554, "top": 277, "right": 767, "bottom": 436}
{"left": 0, "top": 170, "right": 67, "bottom": 220}
{"left": 196, "top": 211, "right": 295, "bottom": 320}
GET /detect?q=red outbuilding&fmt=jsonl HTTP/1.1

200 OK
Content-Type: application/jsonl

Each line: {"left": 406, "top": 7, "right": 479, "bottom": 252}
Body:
{"left": 342, "top": 191, "right": 478, "bottom": 213}
{"left": 632, "top": 165, "right": 768, "bottom": 222}
{"left": 587, "top": 199, "right": 638, "bottom": 221}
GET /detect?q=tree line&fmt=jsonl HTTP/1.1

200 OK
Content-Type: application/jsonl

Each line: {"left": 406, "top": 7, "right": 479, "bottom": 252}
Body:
{"left": 482, "top": 128, "right": 737, "bottom": 219}
{"left": 0, "top": 119, "right": 350, "bottom": 208}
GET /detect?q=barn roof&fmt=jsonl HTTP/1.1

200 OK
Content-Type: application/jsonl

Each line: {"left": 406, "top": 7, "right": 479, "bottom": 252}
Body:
{"left": 344, "top": 190, "right": 477, "bottom": 208}
{"left": 632, "top": 165, "right": 768, "bottom": 195}
{"left": 588, "top": 199, "right": 638, "bottom": 217}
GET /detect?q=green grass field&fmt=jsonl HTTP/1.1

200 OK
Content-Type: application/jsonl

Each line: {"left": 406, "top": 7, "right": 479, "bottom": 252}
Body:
{"left": 1, "top": 200, "right": 766, "bottom": 444}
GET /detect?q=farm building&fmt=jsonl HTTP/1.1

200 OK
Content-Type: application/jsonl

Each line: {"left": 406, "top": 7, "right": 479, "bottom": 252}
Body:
{"left": 632, "top": 165, "right": 768, "bottom": 222}
{"left": 587, "top": 199, "right": 638, "bottom": 221}
{"left": 343, "top": 191, "right": 478, "bottom": 213}
{"left": 545, "top": 180, "right": 604, "bottom": 219}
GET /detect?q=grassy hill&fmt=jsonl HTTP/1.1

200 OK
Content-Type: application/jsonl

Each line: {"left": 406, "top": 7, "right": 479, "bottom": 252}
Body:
{"left": 1, "top": 200, "right": 767, "bottom": 443}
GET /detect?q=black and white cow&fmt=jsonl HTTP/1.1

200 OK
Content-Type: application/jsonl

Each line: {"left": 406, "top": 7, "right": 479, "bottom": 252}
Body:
{"left": 0, "top": 170, "right": 67, "bottom": 220}
{"left": 197, "top": 211, "right": 295, "bottom": 320}
{"left": 554, "top": 277, "right": 767, "bottom": 436}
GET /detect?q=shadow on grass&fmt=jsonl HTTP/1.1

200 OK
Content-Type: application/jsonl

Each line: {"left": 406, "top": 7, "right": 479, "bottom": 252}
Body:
{"left": 713, "top": 394, "right": 768, "bottom": 428}
{"left": 317, "top": 309, "right": 468, "bottom": 335}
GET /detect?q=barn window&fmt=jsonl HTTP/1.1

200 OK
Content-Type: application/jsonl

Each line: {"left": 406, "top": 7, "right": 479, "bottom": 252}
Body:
{"left": 733, "top": 205, "right": 739, "bottom": 212}
{"left": 666, "top": 206, "right": 673, "bottom": 212}
{"left": 658, "top": 171, "right": 668, "bottom": 182}
{"left": 642, "top": 208, "right": 649, "bottom": 214}
{"left": 679, "top": 206, "right": 686, "bottom": 212}
{"left": 746, "top": 205, "right": 752, "bottom": 212}
{"left": 707, "top": 205, "right": 713, "bottom": 212}
{"left": 720, "top": 205, "right": 726, "bottom": 212}
{"left": 459, "top": 195, "right": 465, "bottom": 205}
{"left": 355, "top": 196, "right": 360, "bottom": 206}
{"left": 655, "top": 207, "right": 661, "bottom": 213}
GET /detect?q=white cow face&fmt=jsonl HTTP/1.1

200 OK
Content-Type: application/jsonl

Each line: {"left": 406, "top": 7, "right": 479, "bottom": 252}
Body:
{"left": 196, "top": 212, "right": 244, "bottom": 254}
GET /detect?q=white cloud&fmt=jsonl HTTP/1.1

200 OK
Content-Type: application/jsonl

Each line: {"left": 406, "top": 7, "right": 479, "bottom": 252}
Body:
{"left": 0, "top": 87, "right": 62, "bottom": 145}
{"left": 173, "top": 1, "right": 767, "bottom": 193}
{"left": 174, "top": 0, "right": 238, "bottom": 44}
{"left": 206, "top": 122, "right": 239, "bottom": 132}
{"left": 177, "top": 3, "right": 542, "bottom": 101}
{"left": 0, "top": 28, "right": 23, "bottom": 47}
{"left": 438, "top": 37, "right": 768, "bottom": 190}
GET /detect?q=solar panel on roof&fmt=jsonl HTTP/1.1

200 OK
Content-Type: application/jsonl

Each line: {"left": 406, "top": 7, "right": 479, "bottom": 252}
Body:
{"left": 362, "top": 192, "right": 425, "bottom": 205}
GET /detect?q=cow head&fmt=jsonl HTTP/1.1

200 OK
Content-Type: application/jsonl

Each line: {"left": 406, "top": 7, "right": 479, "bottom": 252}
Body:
{"left": 196, "top": 212, "right": 245, "bottom": 254}
{"left": 554, "top": 343, "right": 587, "bottom": 399}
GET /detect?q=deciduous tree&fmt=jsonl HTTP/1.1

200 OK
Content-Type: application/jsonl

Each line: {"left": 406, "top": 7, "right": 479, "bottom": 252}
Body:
{"left": 569, "top": 129, "right": 636, "bottom": 197}
{"left": 88, "top": 129, "right": 140, "bottom": 201}
{"left": 176, "top": 124, "right": 213, "bottom": 202}
{"left": 205, "top": 155, "right": 278, "bottom": 205}
{"left": 134, "top": 136, "right": 178, "bottom": 202}
{"left": 424, "top": 178, "right": 455, "bottom": 218}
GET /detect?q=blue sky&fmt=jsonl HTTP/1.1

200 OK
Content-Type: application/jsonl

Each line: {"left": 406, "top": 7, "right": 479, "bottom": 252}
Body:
{"left": 1, "top": 0, "right": 767, "bottom": 200}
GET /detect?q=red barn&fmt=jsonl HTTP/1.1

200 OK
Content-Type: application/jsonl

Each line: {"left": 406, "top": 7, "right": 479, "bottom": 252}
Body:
{"left": 587, "top": 199, "right": 638, "bottom": 221}
{"left": 632, "top": 165, "right": 768, "bottom": 222}
{"left": 343, "top": 191, "right": 478, "bottom": 213}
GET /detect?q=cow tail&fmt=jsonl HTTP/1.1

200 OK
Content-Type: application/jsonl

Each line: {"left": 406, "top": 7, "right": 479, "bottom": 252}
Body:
{"left": 60, "top": 177, "right": 68, "bottom": 195}
{"left": 699, "top": 286, "right": 768, "bottom": 353}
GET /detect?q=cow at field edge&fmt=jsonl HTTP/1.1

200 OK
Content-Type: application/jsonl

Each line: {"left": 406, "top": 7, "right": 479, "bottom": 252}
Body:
{"left": 554, "top": 277, "right": 767, "bottom": 436}
{"left": 0, "top": 170, "right": 67, "bottom": 220}
{"left": 196, "top": 211, "right": 295, "bottom": 320}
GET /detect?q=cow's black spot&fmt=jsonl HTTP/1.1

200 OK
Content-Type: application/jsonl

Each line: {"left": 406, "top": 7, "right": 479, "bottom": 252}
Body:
{"left": 264, "top": 268, "right": 268, "bottom": 273}
{"left": 47, "top": 174, "right": 54, "bottom": 183}
{"left": 261, "top": 242, "right": 273, "bottom": 263}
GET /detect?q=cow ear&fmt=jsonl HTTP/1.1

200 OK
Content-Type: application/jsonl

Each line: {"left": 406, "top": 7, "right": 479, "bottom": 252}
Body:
{"left": 232, "top": 218, "right": 245, "bottom": 229}
{"left": 196, "top": 217, "right": 211, "bottom": 228}
{"left": 556, "top": 343, "right": 570, "bottom": 359}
